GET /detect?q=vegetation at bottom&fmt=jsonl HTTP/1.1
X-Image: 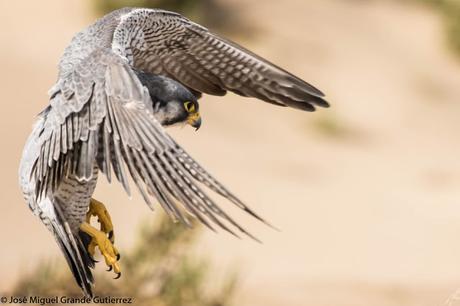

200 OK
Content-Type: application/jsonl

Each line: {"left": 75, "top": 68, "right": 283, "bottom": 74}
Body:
{"left": 11, "top": 215, "right": 237, "bottom": 306}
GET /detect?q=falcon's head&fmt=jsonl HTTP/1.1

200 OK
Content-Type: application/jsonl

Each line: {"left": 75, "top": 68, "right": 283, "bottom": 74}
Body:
{"left": 135, "top": 71, "right": 202, "bottom": 130}
{"left": 153, "top": 96, "right": 201, "bottom": 130}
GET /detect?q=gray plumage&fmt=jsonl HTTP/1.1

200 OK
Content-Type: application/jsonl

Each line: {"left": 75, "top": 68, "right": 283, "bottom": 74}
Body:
{"left": 19, "top": 7, "right": 328, "bottom": 297}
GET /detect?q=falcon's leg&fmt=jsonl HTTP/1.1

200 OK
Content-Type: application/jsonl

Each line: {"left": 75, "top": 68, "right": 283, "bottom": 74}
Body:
{"left": 86, "top": 198, "right": 115, "bottom": 243}
{"left": 80, "top": 222, "right": 121, "bottom": 278}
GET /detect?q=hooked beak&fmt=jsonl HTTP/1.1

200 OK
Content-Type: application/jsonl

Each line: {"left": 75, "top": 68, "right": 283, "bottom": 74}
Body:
{"left": 187, "top": 112, "right": 202, "bottom": 131}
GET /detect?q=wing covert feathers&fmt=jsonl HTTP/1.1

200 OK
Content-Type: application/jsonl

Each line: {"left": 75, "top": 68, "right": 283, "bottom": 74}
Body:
{"left": 25, "top": 8, "right": 330, "bottom": 299}
{"left": 34, "top": 7, "right": 327, "bottom": 242}
{"left": 33, "top": 49, "right": 268, "bottom": 240}
{"left": 112, "top": 8, "right": 329, "bottom": 111}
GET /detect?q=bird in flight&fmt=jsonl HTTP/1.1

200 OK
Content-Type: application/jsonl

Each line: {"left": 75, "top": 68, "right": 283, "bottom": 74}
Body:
{"left": 19, "top": 8, "right": 328, "bottom": 297}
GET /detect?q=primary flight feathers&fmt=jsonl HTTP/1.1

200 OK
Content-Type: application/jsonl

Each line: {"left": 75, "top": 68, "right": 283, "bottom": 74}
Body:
{"left": 20, "top": 7, "right": 328, "bottom": 297}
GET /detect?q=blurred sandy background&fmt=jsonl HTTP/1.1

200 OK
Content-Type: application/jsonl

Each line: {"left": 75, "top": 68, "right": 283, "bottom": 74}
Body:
{"left": 1, "top": 0, "right": 460, "bottom": 305}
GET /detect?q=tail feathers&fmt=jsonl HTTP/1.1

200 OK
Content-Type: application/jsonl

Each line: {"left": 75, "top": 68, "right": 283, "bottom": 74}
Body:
{"left": 51, "top": 206, "right": 94, "bottom": 297}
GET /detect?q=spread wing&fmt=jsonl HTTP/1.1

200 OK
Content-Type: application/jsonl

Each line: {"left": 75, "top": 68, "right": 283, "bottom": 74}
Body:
{"left": 112, "top": 9, "right": 328, "bottom": 111}
{"left": 32, "top": 49, "right": 268, "bottom": 240}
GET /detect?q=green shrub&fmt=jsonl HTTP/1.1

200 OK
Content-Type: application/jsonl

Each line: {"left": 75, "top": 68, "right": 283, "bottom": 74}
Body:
{"left": 11, "top": 215, "right": 237, "bottom": 306}
{"left": 414, "top": 0, "right": 460, "bottom": 56}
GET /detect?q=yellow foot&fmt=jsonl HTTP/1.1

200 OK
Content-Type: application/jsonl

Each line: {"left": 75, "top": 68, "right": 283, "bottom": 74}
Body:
{"left": 80, "top": 222, "right": 121, "bottom": 279}
{"left": 86, "top": 198, "right": 115, "bottom": 243}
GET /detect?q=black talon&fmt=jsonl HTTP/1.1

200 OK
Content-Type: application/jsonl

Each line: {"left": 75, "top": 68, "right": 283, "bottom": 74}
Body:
{"left": 116, "top": 253, "right": 121, "bottom": 261}
{"left": 108, "top": 231, "right": 114, "bottom": 241}
{"left": 114, "top": 272, "right": 121, "bottom": 280}
{"left": 89, "top": 255, "right": 98, "bottom": 263}
{"left": 107, "top": 266, "right": 112, "bottom": 272}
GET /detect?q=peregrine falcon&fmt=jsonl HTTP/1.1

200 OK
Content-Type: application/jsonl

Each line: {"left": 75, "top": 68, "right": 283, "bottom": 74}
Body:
{"left": 19, "top": 8, "right": 328, "bottom": 296}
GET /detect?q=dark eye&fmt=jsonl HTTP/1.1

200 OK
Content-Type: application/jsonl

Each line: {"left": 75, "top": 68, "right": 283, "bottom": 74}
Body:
{"left": 184, "top": 101, "right": 196, "bottom": 113}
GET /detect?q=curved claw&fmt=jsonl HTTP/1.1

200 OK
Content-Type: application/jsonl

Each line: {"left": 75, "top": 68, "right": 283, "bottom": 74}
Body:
{"left": 107, "top": 266, "right": 112, "bottom": 272}
{"left": 116, "top": 253, "right": 121, "bottom": 261}
{"left": 114, "top": 272, "right": 121, "bottom": 280}
{"left": 108, "top": 231, "right": 114, "bottom": 243}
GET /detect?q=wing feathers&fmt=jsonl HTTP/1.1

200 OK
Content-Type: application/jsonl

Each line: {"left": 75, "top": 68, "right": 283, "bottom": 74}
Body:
{"left": 114, "top": 8, "right": 328, "bottom": 111}
{"left": 30, "top": 48, "right": 271, "bottom": 301}
{"left": 33, "top": 49, "right": 269, "bottom": 242}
